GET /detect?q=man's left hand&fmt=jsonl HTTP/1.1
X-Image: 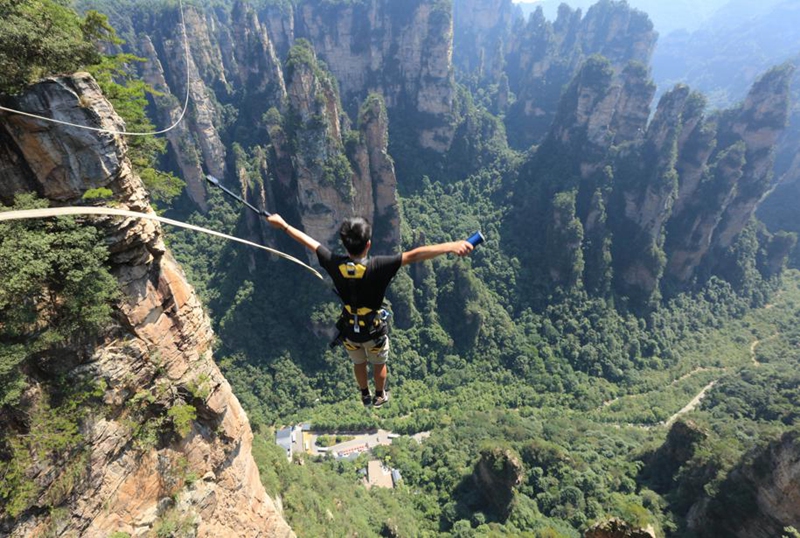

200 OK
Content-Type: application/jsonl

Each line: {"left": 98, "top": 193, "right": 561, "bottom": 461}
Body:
{"left": 453, "top": 241, "right": 474, "bottom": 257}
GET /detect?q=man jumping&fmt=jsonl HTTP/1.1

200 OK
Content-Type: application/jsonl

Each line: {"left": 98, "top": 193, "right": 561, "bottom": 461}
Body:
{"left": 266, "top": 214, "right": 473, "bottom": 407}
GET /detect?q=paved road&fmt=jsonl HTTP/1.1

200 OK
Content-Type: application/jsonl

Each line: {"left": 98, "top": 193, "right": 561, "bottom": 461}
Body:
{"left": 308, "top": 429, "right": 394, "bottom": 457}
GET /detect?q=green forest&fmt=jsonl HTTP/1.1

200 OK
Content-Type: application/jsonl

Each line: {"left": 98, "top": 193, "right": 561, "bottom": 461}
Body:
{"left": 2, "top": 0, "right": 800, "bottom": 537}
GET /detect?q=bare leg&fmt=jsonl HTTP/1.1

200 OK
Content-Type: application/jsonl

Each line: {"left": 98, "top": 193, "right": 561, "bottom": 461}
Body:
{"left": 354, "top": 362, "right": 369, "bottom": 390}
{"left": 373, "top": 363, "right": 387, "bottom": 393}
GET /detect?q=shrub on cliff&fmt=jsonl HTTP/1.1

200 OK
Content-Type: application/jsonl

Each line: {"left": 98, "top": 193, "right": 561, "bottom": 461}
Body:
{"left": 0, "top": 193, "right": 118, "bottom": 408}
{"left": 0, "top": 194, "right": 118, "bottom": 518}
{"left": 0, "top": 0, "right": 116, "bottom": 95}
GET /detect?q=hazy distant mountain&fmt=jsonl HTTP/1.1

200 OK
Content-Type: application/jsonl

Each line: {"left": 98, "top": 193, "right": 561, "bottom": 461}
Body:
{"left": 514, "top": 0, "right": 731, "bottom": 35}
{"left": 653, "top": 0, "right": 799, "bottom": 107}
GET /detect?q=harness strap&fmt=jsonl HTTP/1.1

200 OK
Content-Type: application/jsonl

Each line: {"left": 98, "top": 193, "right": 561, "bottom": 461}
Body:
{"left": 345, "top": 305, "right": 374, "bottom": 316}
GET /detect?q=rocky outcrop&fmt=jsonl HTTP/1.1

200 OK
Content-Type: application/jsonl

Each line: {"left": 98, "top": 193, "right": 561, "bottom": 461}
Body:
{"left": 453, "top": 0, "right": 519, "bottom": 84}
{"left": 115, "top": 0, "right": 455, "bottom": 198}
{"left": 711, "top": 65, "right": 796, "bottom": 251}
{"left": 665, "top": 64, "right": 796, "bottom": 284}
{"left": 271, "top": 43, "right": 400, "bottom": 253}
{"left": 547, "top": 57, "right": 654, "bottom": 179}
{"left": 286, "top": 0, "right": 456, "bottom": 152}
{"left": 281, "top": 40, "right": 361, "bottom": 248}
{"left": 118, "top": 1, "right": 288, "bottom": 209}
{"left": 525, "top": 58, "right": 793, "bottom": 305}
{"left": 472, "top": 446, "right": 524, "bottom": 520}
{"left": 687, "top": 429, "right": 800, "bottom": 538}
{"left": 138, "top": 34, "right": 208, "bottom": 211}
{"left": 639, "top": 420, "right": 708, "bottom": 493}
{"left": 503, "top": 0, "right": 657, "bottom": 148}
{"left": 0, "top": 74, "right": 293, "bottom": 537}
{"left": 356, "top": 94, "right": 401, "bottom": 250}
{"left": 611, "top": 84, "right": 688, "bottom": 302}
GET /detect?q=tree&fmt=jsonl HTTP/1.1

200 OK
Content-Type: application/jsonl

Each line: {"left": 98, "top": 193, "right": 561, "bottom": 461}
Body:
{"left": 0, "top": 194, "right": 118, "bottom": 407}
{"left": 0, "top": 0, "right": 116, "bottom": 95}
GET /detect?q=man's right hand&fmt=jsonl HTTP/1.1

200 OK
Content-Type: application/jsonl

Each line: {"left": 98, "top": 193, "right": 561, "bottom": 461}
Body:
{"left": 267, "top": 214, "right": 321, "bottom": 251}
{"left": 267, "top": 214, "right": 288, "bottom": 231}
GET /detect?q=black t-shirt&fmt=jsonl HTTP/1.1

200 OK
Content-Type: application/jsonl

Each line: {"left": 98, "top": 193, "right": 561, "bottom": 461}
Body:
{"left": 316, "top": 245, "right": 402, "bottom": 311}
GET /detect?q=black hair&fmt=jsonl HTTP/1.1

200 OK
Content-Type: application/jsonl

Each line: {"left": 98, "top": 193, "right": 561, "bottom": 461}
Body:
{"left": 339, "top": 217, "right": 371, "bottom": 256}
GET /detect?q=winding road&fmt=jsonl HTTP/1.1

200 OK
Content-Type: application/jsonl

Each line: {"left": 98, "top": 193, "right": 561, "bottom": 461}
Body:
{"left": 663, "top": 381, "right": 717, "bottom": 427}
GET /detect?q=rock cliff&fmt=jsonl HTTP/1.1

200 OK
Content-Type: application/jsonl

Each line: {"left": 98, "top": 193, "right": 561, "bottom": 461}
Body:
{"left": 110, "top": 0, "right": 454, "bottom": 203}
{"left": 269, "top": 41, "right": 400, "bottom": 252}
{"left": 687, "top": 429, "right": 800, "bottom": 538}
{"left": 0, "top": 74, "right": 293, "bottom": 538}
{"left": 666, "top": 64, "right": 796, "bottom": 285}
{"left": 472, "top": 446, "right": 524, "bottom": 520}
{"left": 499, "top": 0, "right": 657, "bottom": 148}
{"left": 284, "top": 0, "right": 456, "bottom": 152}
{"left": 453, "top": 0, "right": 519, "bottom": 84}
{"left": 130, "top": 1, "right": 287, "bottom": 209}
{"left": 524, "top": 59, "right": 794, "bottom": 306}
{"left": 90, "top": 0, "right": 409, "bottom": 257}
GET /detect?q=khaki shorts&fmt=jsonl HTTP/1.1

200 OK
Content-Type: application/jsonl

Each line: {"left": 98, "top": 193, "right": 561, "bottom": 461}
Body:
{"left": 343, "top": 335, "right": 390, "bottom": 365}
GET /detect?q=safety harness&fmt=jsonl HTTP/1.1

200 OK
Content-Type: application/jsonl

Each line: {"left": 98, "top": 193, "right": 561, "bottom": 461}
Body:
{"left": 329, "top": 260, "right": 389, "bottom": 348}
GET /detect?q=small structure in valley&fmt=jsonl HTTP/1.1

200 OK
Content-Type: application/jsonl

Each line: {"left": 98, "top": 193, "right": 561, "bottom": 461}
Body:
{"left": 366, "top": 460, "right": 394, "bottom": 489}
{"left": 276, "top": 427, "right": 292, "bottom": 461}
{"left": 275, "top": 425, "right": 307, "bottom": 461}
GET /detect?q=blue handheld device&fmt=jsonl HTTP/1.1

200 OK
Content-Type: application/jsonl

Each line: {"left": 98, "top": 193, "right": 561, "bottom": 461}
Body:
{"left": 466, "top": 231, "right": 485, "bottom": 247}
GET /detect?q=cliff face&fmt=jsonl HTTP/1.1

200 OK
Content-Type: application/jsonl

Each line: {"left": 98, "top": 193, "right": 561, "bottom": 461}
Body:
{"left": 93, "top": 0, "right": 410, "bottom": 256}
{"left": 472, "top": 447, "right": 524, "bottom": 520}
{"left": 666, "top": 65, "right": 796, "bottom": 284}
{"left": 523, "top": 59, "right": 794, "bottom": 307}
{"left": 687, "top": 429, "right": 800, "bottom": 538}
{"left": 284, "top": 0, "right": 456, "bottom": 152}
{"left": 501, "top": 0, "right": 657, "bottom": 148}
{"left": 132, "top": 1, "right": 287, "bottom": 209}
{"left": 453, "top": 0, "right": 519, "bottom": 84}
{"left": 267, "top": 42, "right": 400, "bottom": 252}
{"left": 0, "top": 75, "right": 293, "bottom": 538}
{"left": 117, "top": 0, "right": 453, "bottom": 208}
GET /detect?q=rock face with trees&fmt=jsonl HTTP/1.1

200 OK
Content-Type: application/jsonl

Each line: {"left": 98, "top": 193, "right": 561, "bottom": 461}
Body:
{"left": 455, "top": 0, "right": 658, "bottom": 147}
{"left": 97, "top": 0, "right": 403, "bottom": 252}
{"left": 687, "top": 429, "right": 800, "bottom": 538}
{"left": 0, "top": 74, "right": 293, "bottom": 538}
{"left": 90, "top": 0, "right": 796, "bottom": 308}
{"left": 512, "top": 60, "right": 795, "bottom": 308}
{"left": 3, "top": 0, "right": 800, "bottom": 536}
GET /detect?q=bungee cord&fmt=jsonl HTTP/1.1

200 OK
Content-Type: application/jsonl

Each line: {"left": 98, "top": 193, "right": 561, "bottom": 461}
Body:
{"left": 0, "top": 0, "right": 190, "bottom": 137}
{"left": 0, "top": 206, "right": 324, "bottom": 281}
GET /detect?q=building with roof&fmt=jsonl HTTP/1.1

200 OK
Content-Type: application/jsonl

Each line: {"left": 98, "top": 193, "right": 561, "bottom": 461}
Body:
{"left": 276, "top": 427, "right": 293, "bottom": 461}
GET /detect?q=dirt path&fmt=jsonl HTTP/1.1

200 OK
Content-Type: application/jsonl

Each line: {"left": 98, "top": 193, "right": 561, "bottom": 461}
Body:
{"left": 599, "top": 367, "right": 716, "bottom": 409}
{"left": 664, "top": 381, "right": 717, "bottom": 427}
{"left": 750, "top": 338, "right": 762, "bottom": 366}
{"left": 650, "top": 331, "right": 779, "bottom": 428}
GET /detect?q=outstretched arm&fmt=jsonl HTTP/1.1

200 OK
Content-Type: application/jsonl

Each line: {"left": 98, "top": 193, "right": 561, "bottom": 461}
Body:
{"left": 266, "top": 214, "right": 320, "bottom": 252}
{"left": 401, "top": 240, "right": 473, "bottom": 266}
